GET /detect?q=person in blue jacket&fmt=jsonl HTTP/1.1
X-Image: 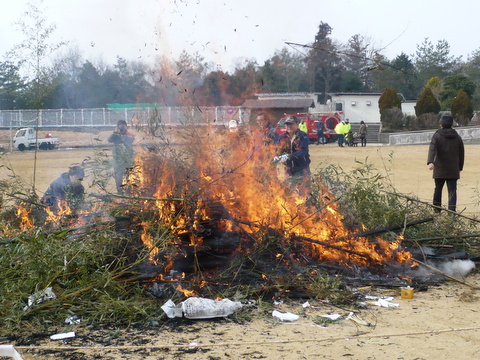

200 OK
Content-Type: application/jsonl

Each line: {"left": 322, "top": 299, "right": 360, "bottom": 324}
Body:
{"left": 41, "top": 165, "right": 85, "bottom": 212}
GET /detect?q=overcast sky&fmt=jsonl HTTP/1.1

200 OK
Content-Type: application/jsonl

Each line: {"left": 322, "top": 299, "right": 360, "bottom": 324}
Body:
{"left": 0, "top": 0, "right": 478, "bottom": 73}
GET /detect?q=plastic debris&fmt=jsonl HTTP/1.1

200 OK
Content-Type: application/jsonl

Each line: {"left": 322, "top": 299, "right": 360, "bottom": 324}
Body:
{"left": 346, "top": 312, "right": 371, "bottom": 326}
{"left": 302, "top": 301, "right": 310, "bottom": 309}
{"left": 65, "top": 315, "right": 81, "bottom": 325}
{"left": 162, "top": 297, "right": 243, "bottom": 319}
{"left": 370, "top": 297, "right": 399, "bottom": 308}
{"left": 50, "top": 332, "right": 75, "bottom": 340}
{"left": 23, "top": 287, "right": 56, "bottom": 311}
{"left": 320, "top": 313, "right": 342, "bottom": 320}
{"left": 272, "top": 310, "right": 299, "bottom": 322}
{"left": 161, "top": 299, "right": 183, "bottom": 318}
{"left": 0, "top": 345, "right": 24, "bottom": 360}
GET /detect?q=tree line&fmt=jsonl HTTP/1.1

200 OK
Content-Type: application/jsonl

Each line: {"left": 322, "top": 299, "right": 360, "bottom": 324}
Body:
{"left": 1, "top": 4, "right": 479, "bottom": 131}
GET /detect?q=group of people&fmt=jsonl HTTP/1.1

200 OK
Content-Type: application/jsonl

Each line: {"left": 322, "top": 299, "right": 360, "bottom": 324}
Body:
{"left": 39, "top": 112, "right": 465, "bottom": 219}
{"left": 41, "top": 120, "right": 135, "bottom": 215}
{"left": 334, "top": 119, "right": 368, "bottom": 147}
{"left": 266, "top": 112, "right": 465, "bottom": 215}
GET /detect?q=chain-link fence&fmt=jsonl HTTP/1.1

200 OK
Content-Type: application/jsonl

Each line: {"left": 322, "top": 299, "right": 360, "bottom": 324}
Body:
{"left": 0, "top": 106, "right": 248, "bottom": 129}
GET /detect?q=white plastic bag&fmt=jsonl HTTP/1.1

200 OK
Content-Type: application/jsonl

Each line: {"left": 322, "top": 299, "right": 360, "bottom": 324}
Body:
{"left": 162, "top": 297, "right": 243, "bottom": 319}
{"left": 272, "top": 310, "right": 299, "bottom": 322}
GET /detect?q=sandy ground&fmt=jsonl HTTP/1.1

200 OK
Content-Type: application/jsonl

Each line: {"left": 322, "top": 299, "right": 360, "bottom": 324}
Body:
{"left": 13, "top": 278, "right": 480, "bottom": 359}
{"left": 1, "top": 135, "right": 480, "bottom": 359}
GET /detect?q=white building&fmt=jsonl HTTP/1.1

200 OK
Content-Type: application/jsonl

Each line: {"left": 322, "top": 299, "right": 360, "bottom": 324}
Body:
{"left": 246, "top": 92, "right": 413, "bottom": 125}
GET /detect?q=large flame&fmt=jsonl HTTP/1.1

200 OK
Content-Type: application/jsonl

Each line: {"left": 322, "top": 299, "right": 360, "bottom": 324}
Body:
{"left": 128, "top": 123, "right": 411, "bottom": 269}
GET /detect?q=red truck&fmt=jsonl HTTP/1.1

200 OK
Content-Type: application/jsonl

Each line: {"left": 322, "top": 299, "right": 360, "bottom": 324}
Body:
{"left": 276, "top": 112, "right": 344, "bottom": 143}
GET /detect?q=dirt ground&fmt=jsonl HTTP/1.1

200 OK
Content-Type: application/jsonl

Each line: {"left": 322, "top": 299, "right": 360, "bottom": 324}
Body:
{"left": 1, "top": 134, "right": 480, "bottom": 359}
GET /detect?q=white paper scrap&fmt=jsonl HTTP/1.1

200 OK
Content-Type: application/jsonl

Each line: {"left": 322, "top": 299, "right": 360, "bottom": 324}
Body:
{"left": 320, "top": 313, "right": 342, "bottom": 320}
{"left": 0, "top": 345, "right": 24, "bottom": 360}
{"left": 272, "top": 310, "right": 300, "bottom": 322}
{"left": 374, "top": 298, "right": 399, "bottom": 308}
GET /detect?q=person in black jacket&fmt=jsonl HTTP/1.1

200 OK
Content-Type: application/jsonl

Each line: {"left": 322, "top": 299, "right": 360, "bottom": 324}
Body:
{"left": 427, "top": 115, "right": 464, "bottom": 212}
{"left": 41, "top": 165, "right": 85, "bottom": 212}
{"left": 274, "top": 115, "right": 311, "bottom": 189}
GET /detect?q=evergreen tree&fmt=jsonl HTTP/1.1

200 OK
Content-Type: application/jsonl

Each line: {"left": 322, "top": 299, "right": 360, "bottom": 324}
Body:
{"left": 258, "top": 48, "right": 308, "bottom": 93}
{"left": 438, "top": 74, "right": 476, "bottom": 110}
{"left": 379, "top": 87, "right": 401, "bottom": 114}
{"left": 451, "top": 90, "right": 473, "bottom": 126}
{"left": 0, "top": 61, "right": 26, "bottom": 109}
{"left": 415, "top": 87, "right": 440, "bottom": 117}
{"left": 379, "top": 87, "right": 402, "bottom": 130}
{"left": 414, "top": 38, "right": 460, "bottom": 85}
{"left": 463, "top": 48, "right": 480, "bottom": 108}
{"left": 306, "top": 22, "right": 343, "bottom": 98}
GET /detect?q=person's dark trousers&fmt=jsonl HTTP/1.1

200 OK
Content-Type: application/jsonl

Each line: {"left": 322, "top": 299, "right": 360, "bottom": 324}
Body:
{"left": 337, "top": 135, "right": 344, "bottom": 147}
{"left": 433, "top": 178, "right": 457, "bottom": 212}
{"left": 360, "top": 135, "right": 366, "bottom": 147}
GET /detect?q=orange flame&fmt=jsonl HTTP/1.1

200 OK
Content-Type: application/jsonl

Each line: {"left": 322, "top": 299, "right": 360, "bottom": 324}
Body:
{"left": 16, "top": 203, "right": 34, "bottom": 230}
{"left": 126, "top": 123, "right": 411, "bottom": 269}
{"left": 176, "top": 284, "right": 198, "bottom": 297}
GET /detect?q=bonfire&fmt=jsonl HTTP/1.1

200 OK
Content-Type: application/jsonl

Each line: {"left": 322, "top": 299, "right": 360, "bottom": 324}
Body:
{"left": 3, "top": 117, "right": 478, "bottom": 334}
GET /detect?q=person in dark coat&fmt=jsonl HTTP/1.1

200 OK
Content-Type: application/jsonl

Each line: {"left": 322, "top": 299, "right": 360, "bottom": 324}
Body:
{"left": 427, "top": 115, "right": 464, "bottom": 212}
{"left": 358, "top": 120, "right": 368, "bottom": 147}
{"left": 274, "top": 115, "right": 311, "bottom": 189}
{"left": 108, "top": 120, "right": 135, "bottom": 193}
{"left": 41, "top": 165, "right": 85, "bottom": 212}
{"left": 316, "top": 121, "right": 326, "bottom": 145}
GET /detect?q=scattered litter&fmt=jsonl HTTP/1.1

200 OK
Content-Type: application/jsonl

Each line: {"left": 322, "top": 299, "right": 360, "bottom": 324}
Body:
{"left": 161, "top": 299, "right": 183, "bottom": 318}
{"left": 302, "top": 301, "right": 310, "bottom": 309}
{"left": 273, "top": 299, "right": 283, "bottom": 306}
{"left": 23, "top": 287, "right": 56, "bottom": 311}
{"left": 401, "top": 286, "right": 414, "bottom": 299}
{"left": 319, "top": 313, "right": 342, "bottom": 321}
{"left": 188, "top": 342, "right": 198, "bottom": 350}
{"left": 272, "top": 310, "right": 299, "bottom": 322}
{"left": 369, "top": 297, "right": 399, "bottom": 308}
{"left": 65, "top": 315, "right": 81, "bottom": 325}
{"left": 346, "top": 312, "right": 371, "bottom": 326}
{"left": 162, "top": 297, "right": 243, "bottom": 319}
{"left": 0, "top": 345, "right": 24, "bottom": 360}
{"left": 50, "top": 332, "right": 75, "bottom": 340}
{"left": 363, "top": 295, "right": 399, "bottom": 307}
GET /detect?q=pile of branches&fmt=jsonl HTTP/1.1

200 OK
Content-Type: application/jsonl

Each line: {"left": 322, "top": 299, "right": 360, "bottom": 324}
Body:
{"left": 1, "top": 122, "right": 480, "bottom": 336}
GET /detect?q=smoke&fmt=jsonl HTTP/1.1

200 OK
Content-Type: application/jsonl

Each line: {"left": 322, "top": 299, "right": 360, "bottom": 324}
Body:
{"left": 434, "top": 259, "right": 476, "bottom": 279}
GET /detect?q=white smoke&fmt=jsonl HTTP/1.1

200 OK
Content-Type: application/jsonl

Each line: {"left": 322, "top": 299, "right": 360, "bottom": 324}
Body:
{"left": 435, "top": 259, "right": 476, "bottom": 279}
